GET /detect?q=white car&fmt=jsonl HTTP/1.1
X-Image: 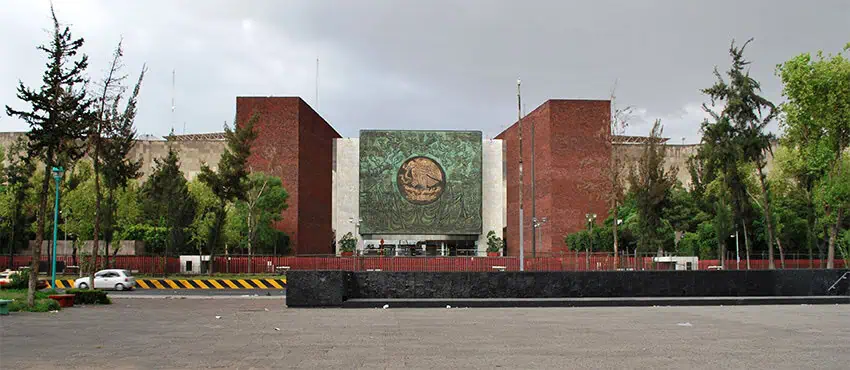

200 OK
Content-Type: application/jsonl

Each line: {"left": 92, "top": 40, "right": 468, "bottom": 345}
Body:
{"left": 74, "top": 269, "right": 136, "bottom": 291}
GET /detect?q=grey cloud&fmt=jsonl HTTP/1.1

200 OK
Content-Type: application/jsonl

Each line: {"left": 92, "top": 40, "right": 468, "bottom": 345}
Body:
{"left": 2, "top": 0, "right": 848, "bottom": 142}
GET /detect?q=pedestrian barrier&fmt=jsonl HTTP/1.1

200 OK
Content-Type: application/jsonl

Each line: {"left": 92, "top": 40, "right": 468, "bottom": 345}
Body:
{"left": 50, "top": 278, "right": 287, "bottom": 289}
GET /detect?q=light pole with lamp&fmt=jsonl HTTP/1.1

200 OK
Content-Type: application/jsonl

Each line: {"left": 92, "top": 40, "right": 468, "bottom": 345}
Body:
{"left": 731, "top": 230, "right": 740, "bottom": 270}
{"left": 51, "top": 166, "right": 64, "bottom": 290}
{"left": 585, "top": 213, "right": 596, "bottom": 270}
{"left": 532, "top": 217, "right": 548, "bottom": 257}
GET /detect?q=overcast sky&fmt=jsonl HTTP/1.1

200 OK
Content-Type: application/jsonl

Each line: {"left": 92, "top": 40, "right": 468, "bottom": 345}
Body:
{"left": 2, "top": 0, "right": 848, "bottom": 143}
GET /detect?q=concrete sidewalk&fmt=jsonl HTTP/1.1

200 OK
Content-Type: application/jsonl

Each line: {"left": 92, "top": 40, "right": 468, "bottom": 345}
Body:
{"left": 1, "top": 299, "right": 848, "bottom": 369}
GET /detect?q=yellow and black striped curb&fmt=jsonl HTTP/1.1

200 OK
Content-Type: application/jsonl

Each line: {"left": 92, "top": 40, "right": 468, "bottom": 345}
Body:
{"left": 51, "top": 278, "right": 287, "bottom": 289}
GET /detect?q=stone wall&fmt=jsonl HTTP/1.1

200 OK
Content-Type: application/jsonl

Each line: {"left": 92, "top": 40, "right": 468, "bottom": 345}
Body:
{"left": 0, "top": 131, "right": 225, "bottom": 182}
{"left": 285, "top": 269, "right": 850, "bottom": 307}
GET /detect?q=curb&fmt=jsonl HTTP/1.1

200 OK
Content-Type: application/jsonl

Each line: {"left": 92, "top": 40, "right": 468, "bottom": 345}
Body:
{"left": 51, "top": 278, "right": 287, "bottom": 290}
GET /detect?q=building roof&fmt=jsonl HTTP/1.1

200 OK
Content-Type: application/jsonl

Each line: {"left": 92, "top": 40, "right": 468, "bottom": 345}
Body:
{"left": 166, "top": 132, "right": 226, "bottom": 141}
{"left": 612, "top": 135, "right": 670, "bottom": 144}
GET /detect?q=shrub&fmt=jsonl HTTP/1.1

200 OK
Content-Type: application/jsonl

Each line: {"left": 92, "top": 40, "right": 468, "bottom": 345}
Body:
{"left": 5, "top": 269, "right": 30, "bottom": 290}
{"left": 339, "top": 232, "right": 357, "bottom": 253}
{"left": 65, "top": 288, "right": 111, "bottom": 305}
{"left": 8, "top": 298, "right": 61, "bottom": 312}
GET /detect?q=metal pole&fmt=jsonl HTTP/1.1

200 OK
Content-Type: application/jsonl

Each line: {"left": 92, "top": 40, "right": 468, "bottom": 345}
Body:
{"left": 517, "top": 79, "right": 524, "bottom": 271}
{"left": 735, "top": 230, "right": 740, "bottom": 270}
{"left": 51, "top": 172, "right": 60, "bottom": 290}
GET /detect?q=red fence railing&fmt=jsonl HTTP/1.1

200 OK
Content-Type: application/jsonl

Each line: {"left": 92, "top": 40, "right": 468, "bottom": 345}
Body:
{"left": 0, "top": 254, "right": 845, "bottom": 274}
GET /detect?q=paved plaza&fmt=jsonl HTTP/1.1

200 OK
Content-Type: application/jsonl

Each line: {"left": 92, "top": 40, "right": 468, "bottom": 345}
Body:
{"left": 1, "top": 298, "right": 848, "bottom": 369}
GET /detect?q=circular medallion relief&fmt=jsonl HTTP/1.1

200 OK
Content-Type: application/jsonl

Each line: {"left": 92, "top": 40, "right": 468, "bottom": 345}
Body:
{"left": 397, "top": 156, "right": 446, "bottom": 205}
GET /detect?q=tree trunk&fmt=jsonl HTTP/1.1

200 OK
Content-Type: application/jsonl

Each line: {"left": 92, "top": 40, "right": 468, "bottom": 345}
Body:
{"left": 207, "top": 204, "right": 226, "bottom": 275}
{"left": 827, "top": 208, "right": 842, "bottom": 269}
{"left": 612, "top": 206, "right": 619, "bottom": 269}
{"left": 756, "top": 166, "right": 777, "bottom": 270}
{"left": 718, "top": 239, "right": 725, "bottom": 269}
{"left": 776, "top": 238, "right": 786, "bottom": 269}
{"left": 104, "top": 190, "right": 114, "bottom": 268}
{"left": 806, "top": 189, "right": 815, "bottom": 268}
{"left": 90, "top": 139, "right": 102, "bottom": 288}
{"left": 742, "top": 221, "right": 751, "bottom": 270}
{"left": 29, "top": 163, "right": 51, "bottom": 306}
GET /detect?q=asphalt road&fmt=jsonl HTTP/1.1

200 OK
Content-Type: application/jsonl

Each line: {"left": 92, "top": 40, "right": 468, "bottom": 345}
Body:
{"left": 2, "top": 300, "right": 848, "bottom": 369}
{"left": 108, "top": 288, "right": 286, "bottom": 297}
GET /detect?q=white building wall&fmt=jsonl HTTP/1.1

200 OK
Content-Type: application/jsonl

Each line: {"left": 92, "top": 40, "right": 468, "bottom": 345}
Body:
{"left": 332, "top": 138, "right": 360, "bottom": 254}
{"left": 479, "top": 139, "right": 506, "bottom": 252}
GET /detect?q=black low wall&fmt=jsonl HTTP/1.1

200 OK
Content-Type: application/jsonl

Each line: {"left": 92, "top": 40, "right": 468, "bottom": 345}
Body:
{"left": 286, "top": 270, "right": 850, "bottom": 307}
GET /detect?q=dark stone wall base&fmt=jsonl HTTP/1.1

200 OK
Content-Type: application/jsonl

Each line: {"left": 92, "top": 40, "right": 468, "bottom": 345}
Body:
{"left": 287, "top": 270, "right": 850, "bottom": 307}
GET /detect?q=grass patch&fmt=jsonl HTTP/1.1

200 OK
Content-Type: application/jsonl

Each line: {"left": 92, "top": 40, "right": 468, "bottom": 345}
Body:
{"left": 0, "top": 289, "right": 60, "bottom": 312}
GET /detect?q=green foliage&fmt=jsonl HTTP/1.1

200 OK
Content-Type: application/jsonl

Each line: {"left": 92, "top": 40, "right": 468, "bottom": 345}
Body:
{"left": 8, "top": 298, "right": 61, "bottom": 312}
{"left": 198, "top": 114, "right": 258, "bottom": 268}
{"left": 229, "top": 172, "right": 289, "bottom": 254}
{"left": 117, "top": 224, "right": 168, "bottom": 254}
{"left": 6, "top": 269, "right": 30, "bottom": 290}
{"left": 0, "top": 139, "right": 35, "bottom": 254}
{"left": 188, "top": 179, "right": 218, "bottom": 254}
{"left": 486, "top": 231, "right": 504, "bottom": 253}
{"left": 628, "top": 120, "right": 677, "bottom": 255}
{"left": 65, "top": 288, "right": 111, "bottom": 305}
{"left": 339, "top": 232, "right": 357, "bottom": 253}
{"left": 141, "top": 146, "right": 196, "bottom": 255}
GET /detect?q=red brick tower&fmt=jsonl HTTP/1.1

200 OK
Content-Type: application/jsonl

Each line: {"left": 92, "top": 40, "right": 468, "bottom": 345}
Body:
{"left": 236, "top": 97, "right": 341, "bottom": 255}
{"left": 496, "top": 100, "right": 611, "bottom": 257}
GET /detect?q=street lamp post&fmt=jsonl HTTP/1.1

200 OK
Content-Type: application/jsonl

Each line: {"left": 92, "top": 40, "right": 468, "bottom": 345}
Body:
{"left": 585, "top": 213, "right": 596, "bottom": 270}
{"left": 532, "top": 217, "right": 548, "bottom": 257}
{"left": 51, "top": 166, "right": 64, "bottom": 290}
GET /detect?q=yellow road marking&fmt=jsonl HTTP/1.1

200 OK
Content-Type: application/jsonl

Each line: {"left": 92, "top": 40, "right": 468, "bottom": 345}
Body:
{"left": 207, "top": 280, "right": 225, "bottom": 289}
{"left": 223, "top": 280, "right": 240, "bottom": 289}
{"left": 164, "top": 280, "right": 180, "bottom": 289}
{"left": 194, "top": 280, "right": 209, "bottom": 289}
{"left": 178, "top": 280, "right": 195, "bottom": 289}
{"left": 151, "top": 280, "right": 166, "bottom": 289}
{"left": 136, "top": 280, "right": 150, "bottom": 289}
{"left": 67, "top": 280, "right": 75, "bottom": 288}
{"left": 264, "top": 279, "right": 283, "bottom": 289}
{"left": 251, "top": 279, "right": 268, "bottom": 289}
{"left": 55, "top": 280, "right": 64, "bottom": 289}
{"left": 237, "top": 279, "right": 253, "bottom": 289}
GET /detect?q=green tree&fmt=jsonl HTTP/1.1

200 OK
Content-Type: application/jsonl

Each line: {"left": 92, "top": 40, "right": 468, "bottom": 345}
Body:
{"left": 5, "top": 6, "right": 92, "bottom": 305}
{"left": 702, "top": 39, "right": 779, "bottom": 268}
{"left": 197, "top": 114, "right": 258, "bottom": 274}
{"left": 628, "top": 120, "right": 677, "bottom": 256}
{"left": 1, "top": 139, "right": 35, "bottom": 263}
{"left": 99, "top": 68, "right": 144, "bottom": 267}
{"left": 232, "top": 173, "right": 288, "bottom": 270}
{"left": 141, "top": 146, "right": 195, "bottom": 259}
{"left": 777, "top": 43, "right": 850, "bottom": 268}
{"left": 188, "top": 179, "right": 218, "bottom": 257}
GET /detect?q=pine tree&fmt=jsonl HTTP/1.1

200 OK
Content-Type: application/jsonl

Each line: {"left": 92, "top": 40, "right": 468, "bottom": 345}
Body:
{"left": 628, "top": 120, "right": 677, "bottom": 256}
{"left": 2, "top": 139, "right": 35, "bottom": 265}
{"left": 198, "top": 114, "right": 258, "bottom": 274}
{"left": 141, "top": 144, "right": 195, "bottom": 264}
{"left": 5, "top": 6, "right": 92, "bottom": 305}
{"left": 702, "top": 39, "right": 779, "bottom": 268}
{"left": 90, "top": 40, "right": 146, "bottom": 271}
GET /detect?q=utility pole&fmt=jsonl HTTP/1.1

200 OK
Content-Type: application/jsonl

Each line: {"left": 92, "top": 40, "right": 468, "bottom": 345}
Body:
{"left": 517, "top": 79, "right": 524, "bottom": 271}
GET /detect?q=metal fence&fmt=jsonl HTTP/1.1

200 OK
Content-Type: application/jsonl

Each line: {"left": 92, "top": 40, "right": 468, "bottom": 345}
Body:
{"left": 2, "top": 253, "right": 845, "bottom": 274}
